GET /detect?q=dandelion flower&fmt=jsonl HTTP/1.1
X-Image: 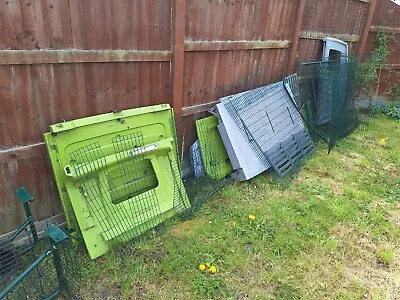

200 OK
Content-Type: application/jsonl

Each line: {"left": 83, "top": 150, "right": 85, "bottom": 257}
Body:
{"left": 209, "top": 266, "right": 217, "bottom": 273}
{"left": 380, "top": 138, "right": 386, "bottom": 143}
{"left": 199, "top": 264, "right": 206, "bottom": 271}
{"left": 248, "top": 214, "right": 256, "bottom": 220}
{"left": 205, "top": 263, "right": 211, "bottom": 268}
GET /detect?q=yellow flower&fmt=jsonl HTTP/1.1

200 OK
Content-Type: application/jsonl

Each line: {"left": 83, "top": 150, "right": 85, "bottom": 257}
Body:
{"left": 380, "top": 138, "right": 386, "bottom": 143}
{"left": 209, "top": 266, "right": 217, "bottom": 273}
{"left": 199, "top": 264, "right": 206, "bottom": 271}
{"left": 248, "top": 214, "right": 256, "bottom": 220}
{"left": 205, "top": 263, "right": 211, "bottom": 268}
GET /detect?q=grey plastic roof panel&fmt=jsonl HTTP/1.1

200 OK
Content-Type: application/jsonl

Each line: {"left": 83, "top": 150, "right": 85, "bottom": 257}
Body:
{"left": 216, "top": 103, "right": 266, "bottom": 181}
{"left": 221, "top": 80, "right": 315, "bottom": 178}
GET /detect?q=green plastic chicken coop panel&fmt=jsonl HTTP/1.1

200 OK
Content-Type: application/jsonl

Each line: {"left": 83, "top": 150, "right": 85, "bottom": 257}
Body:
{"left": 44, "top": 104, "right": 190, "bottom": 259}
{"left": 196, "top": 116, "right": 233, "bottom": 180}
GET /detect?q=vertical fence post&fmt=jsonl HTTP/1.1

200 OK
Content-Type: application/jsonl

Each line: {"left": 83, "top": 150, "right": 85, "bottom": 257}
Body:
{"left": 358, "top": 0, "right": 377, "bottom": 58}
{"left": 286, "top": 0, "right": 306, "bottom": 74}
{"left": 171, "top": 0, "right": 186, "bottom": 153}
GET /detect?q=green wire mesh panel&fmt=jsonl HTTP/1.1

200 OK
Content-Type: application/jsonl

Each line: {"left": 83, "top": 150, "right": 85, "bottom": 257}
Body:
{"left": 0, "top": 224, "right": 79, "bottom": 300}
{"left": 44, "top": 105, "right": 190, "bottom": 259}
{"left": 298, "top": 60, "right": 360, "bottom": 151}
{"left": 72, "top": 135, "right": 162, "bottom": 242}
{"left": 181, "top": 116, "right": 234, "bottom": 219}
{"left": 1, "top": 189, "right": 79, "bottom": 299}
{"left": 195, "top": 116, "right": 233, "bottom": 180}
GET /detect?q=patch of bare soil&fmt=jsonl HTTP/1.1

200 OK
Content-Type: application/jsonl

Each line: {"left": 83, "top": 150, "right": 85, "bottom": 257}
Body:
{"left": 169, "top": 219, "right": 202, "bottom": 239}
{"left": 331, "top": 222, "right": 400, "bottom": 299}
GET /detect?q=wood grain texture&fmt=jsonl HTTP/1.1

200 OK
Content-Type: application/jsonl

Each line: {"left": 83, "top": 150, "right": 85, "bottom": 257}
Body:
{"left": 0, "top": 50, "right": 172, "bottom": 65}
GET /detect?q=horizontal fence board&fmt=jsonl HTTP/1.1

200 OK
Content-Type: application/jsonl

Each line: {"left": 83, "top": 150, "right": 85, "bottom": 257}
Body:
{"left": 182, "top": 101, "right": 220, "bottom": 116}
{"left": 0, "top": 143, "right": 46, "bottom": 164}
{"left": 386, "top": 64, "right": 400, "bottom": 69}
{"left": 0, "top": 213, "right": 65, "bottom": 244}
{"left": 370, "top": 25, "right": 400, "bottom": 34}
{"left": 184, "top": 40, "right": 291, "bottom": 51}
{"left": 183, "top": 49, "right": 289, "bottom": 108}
{"left": 299, "top": 31, "right": 360, "bottom": 42}
{"left": 0, "top": 50, "right": 172, "bottom": 65}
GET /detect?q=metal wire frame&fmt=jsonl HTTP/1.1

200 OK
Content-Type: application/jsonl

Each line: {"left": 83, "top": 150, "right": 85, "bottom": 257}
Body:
{"left": 222, "top": 81, "right": 315, "bottom": 178}
{"left": 69, "top": 132, "right": 190, "bottom": 243}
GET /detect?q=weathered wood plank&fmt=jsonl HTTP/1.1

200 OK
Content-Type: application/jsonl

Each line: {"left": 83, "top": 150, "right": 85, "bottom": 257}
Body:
{"left": 358, "top": 0, "right": 378, "bottom": 55}
{"left": 299, "top": 31, "right": 360, "bottom": 43}
{"left": 184, "top": 40, "right": 291, "bottom": 52}
{"left": 370, "top": 25, "right": 400, "bottom": 34}
{"left": 386, "top": 64, "right": 400, "bottom": 69}
{"left": 287, "top": 0, "right": 306, "bottom": 74}
{"left": 0, "top": 49, "right": 172, "bottom": 65}
{"left": 171, "top": 0, "right": 186, "bottom": 151}
{"left": 182, "top": 101, "right": 220, "bottom": 116}
{"left": 0, "top": 143, "right": 46, "bottom": 163}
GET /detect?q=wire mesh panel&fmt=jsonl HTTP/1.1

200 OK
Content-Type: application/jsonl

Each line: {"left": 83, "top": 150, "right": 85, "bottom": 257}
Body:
{"left": 222, "top": 81, "right": 315, "bottom": 178}
{"left": 72, "top": 134, "right": 162, "bottom": 242}
{"left": 45, "top": 105, "right": 191, "bottom": 259}
{"left": 284, "top": 73, "right": 301, "bottom": 106}
{"left": 181, "top": 117, "right": 234, "bottom": 219}
{"left": 298, "top": 60, "right": 360, "bottom": 151}
{"left": 195, "top": 116, "right": 233, "bottom": 180}
{"left": 1, "top": 238, "right": 79, "bottom": 300}
{"left": 1, "top": 211, "right": 79, "bottom": 300}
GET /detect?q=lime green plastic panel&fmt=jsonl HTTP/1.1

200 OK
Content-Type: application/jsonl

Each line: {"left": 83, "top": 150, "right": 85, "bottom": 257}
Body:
{"left": 196, "top": 116, "right": 233, "bottom": 180}
{"left": 44, "top": 104, "right": 190, "bottom": 259}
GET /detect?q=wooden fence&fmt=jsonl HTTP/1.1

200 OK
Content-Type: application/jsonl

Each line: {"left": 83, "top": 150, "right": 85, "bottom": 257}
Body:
{"left": 0, "top": 0, "right": 398, "bottom": 233}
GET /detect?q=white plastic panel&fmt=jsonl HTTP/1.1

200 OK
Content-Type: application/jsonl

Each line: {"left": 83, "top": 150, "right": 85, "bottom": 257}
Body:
{"left": 216, "top": 103, "right": 266, "bottom": 181}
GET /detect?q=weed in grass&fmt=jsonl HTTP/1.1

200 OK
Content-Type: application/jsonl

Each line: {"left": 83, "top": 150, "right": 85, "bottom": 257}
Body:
{"left": 191, "top": 274, "right": 230, "bottom": 298}
{"left": 377, "top": 248, "right": 395, "bottom": 267}
{"left": 273, "top": 282, "right": 301, "bottom": 300}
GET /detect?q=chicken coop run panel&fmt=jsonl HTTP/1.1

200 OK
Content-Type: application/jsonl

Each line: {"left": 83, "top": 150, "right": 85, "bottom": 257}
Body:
{"left": 195, "top": 116, "right": 233, "bottom": 180}
{"left": 44, "top": 104, "right": 190, "bottom": 259}
{"left": 222, "top": 81, "right": 315, "bottom": 178}
{"left": 216, "top": 103, "right": 267, "bottom": 181}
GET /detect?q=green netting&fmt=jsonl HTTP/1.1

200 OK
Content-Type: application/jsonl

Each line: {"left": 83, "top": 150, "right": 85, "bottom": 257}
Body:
{"left": 298, "top": 59, "right": 360, "bottom": 152}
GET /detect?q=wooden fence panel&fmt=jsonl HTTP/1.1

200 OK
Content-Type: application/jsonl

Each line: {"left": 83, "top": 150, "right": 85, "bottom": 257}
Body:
{"left": 0, "top": 0, "right": 171, "bottom": 50}
{"left": 297, "top": 0, "right": 369, "bottom": 65}
{"left": 362, "top": 0, "right": 400, "bottom": 95}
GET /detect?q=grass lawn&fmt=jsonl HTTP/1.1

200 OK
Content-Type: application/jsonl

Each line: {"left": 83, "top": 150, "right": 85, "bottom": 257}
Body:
{"left": 78, "top": 116, "right": 400, "bottom": 299}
